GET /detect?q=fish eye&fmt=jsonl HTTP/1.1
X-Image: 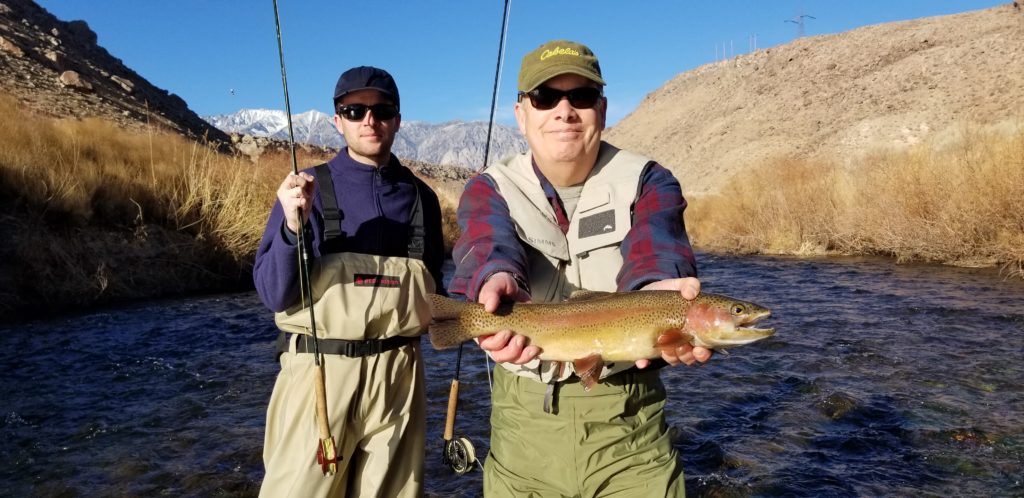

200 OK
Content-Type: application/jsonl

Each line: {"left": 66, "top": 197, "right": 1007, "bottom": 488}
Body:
{"left": 731, "top": 304, "right": 746, "bottom": 315}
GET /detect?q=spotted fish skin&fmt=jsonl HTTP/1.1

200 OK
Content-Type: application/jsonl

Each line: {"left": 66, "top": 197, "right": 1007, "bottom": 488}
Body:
{"left": 427, "top": 291, "right": 774, "bottom": 362}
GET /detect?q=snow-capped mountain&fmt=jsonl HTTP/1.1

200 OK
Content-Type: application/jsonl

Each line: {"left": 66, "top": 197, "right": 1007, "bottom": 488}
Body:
{"left": 205, "top": 109, "right": 344, "bottom": 148}
{"left": 204, "top": 109, "right": 527, "bottom": 170}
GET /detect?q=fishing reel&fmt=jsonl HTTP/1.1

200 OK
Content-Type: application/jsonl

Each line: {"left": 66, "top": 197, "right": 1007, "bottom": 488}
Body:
{"left": 443, "top": 436, "right": 478, "bottom": 475}
{"left": 442, "top": 349, "right": 480, "bottom": 476}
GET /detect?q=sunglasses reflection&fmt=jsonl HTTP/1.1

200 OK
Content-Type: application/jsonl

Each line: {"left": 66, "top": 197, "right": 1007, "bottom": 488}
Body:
{"left": 518, "top": 86, "right": 602, "bottom": 110}
{"left": 337, "top": 103, "right": 399, "bottom": 121}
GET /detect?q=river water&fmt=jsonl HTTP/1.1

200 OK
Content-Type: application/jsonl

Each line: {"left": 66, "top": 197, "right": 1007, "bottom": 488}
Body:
{"left": 1, "top": 254, "right": 1022, "bottom": 497}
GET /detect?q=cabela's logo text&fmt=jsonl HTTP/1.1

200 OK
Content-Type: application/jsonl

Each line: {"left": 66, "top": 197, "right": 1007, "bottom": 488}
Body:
{"left": 540, "top": 46, "right": 581, "bottom": 60}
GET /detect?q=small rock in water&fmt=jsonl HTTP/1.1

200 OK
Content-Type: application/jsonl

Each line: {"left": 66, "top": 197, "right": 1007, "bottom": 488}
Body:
{"left": 815, "top": 391, "right": 859, "bottom": 420}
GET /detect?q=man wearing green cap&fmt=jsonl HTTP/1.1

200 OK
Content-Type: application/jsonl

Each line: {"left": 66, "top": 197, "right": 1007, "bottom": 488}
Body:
{"left": 449, "top": 40, "right": 709, "bottom": 497}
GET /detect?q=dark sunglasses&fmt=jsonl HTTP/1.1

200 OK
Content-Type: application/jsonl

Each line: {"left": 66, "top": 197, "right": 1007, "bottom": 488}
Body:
{"left": 518, "top": 86, "right": 603, "bottom": 110}
{"left": 336, "top": 103, "right": 399, "bottom": 121}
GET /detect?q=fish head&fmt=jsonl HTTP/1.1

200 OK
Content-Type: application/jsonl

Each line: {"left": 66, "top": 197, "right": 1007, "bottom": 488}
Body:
{"left": 684, "top": 294, "right": 775, "bottom": 349}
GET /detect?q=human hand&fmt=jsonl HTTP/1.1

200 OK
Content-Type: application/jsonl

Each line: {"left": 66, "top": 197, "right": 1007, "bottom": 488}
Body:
{"left": 634, "top": 344, "right": 712, "bottom": 369}
{"left": 636, "top": 276, "right": 711, "bottom": 367}
{"left": 476, "top": 272, "right": 538, "bottom": 364}
{"left": 640, "top": 276, "right": 701, "bottom": 299}
{"left": 276, "top": 172, "right": 315, "bottom": 233}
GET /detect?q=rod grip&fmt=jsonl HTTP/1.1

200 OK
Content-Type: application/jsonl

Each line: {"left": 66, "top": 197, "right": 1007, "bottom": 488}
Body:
{"left": 314, "top": 364, "right": 332, "bottom": 440}
{"left": 443, "top": 379, "right": 460, "bottom": 441}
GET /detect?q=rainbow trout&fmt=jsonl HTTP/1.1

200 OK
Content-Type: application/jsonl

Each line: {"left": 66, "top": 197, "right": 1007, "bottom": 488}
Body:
{"left": 428, "top": 290, "right": 775, "bottom": 389}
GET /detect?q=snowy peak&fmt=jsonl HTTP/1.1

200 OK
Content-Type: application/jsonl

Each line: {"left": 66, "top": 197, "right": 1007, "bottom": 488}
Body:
{"left": 204, "top": 109, "right": 527, "bottom": 169}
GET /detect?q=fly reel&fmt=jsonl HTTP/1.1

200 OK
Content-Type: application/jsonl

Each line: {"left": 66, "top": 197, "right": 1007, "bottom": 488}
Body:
{"left": 443, "top": 436, "right": 478, "bottom": 475}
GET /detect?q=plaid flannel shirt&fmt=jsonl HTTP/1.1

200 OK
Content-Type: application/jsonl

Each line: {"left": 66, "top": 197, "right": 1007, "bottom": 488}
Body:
{"left": 449, "top": 159, "right": 697, "bottom": 300}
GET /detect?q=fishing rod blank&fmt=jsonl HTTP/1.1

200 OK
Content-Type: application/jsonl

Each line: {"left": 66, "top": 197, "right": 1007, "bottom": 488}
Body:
{"left": 440, "top": 0, "right": 512, "bottom": 476}
{"left": 272, "top": 0, "right": 338, "bottom": 476}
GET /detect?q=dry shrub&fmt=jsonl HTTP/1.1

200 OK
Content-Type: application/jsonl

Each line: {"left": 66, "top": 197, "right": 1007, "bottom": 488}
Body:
{"left": 0, "top": 94, "right": 285, "bottom": 314}
{"left": 437, "top": 193, "right": 461, "bottom": 254}
{"left": 688, "top": 121, "right": 1024, "bottom": 277}
{"left": 687, "top": 157, "right": 841, "bottom": 255}
{"left": 838, "top": 123, "right": 1024, "bottom": 271}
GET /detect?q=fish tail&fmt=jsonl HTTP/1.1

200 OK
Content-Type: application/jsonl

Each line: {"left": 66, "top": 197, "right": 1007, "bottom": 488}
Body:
{"left": 428, "top": 294, "right": 475, "bottom": 349}
{"left": 428, "top": 293, "right": 467, "bottom": 320}
{"left": 428, "top": 321, "right": 476, "bottom": 350}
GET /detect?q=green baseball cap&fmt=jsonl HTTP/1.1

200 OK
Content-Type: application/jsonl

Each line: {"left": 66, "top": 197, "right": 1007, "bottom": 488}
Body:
{"left": 518, "top": 39, "right": 605, "bottom": 92}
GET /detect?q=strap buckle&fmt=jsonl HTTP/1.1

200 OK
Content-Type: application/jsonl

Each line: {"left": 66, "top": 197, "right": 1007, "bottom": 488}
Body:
{"left": 344, "top": 340, "right": 382, "bottom": 357}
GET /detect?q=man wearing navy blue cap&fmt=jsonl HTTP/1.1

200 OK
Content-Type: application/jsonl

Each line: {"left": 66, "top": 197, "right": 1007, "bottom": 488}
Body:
{"left": 255, "top": 66, "right": 446, "bottom": 497}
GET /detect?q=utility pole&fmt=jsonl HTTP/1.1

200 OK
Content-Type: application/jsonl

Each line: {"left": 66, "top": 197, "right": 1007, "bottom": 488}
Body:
{"left": 785, "top": 10, "right": 816, "bottom": 38}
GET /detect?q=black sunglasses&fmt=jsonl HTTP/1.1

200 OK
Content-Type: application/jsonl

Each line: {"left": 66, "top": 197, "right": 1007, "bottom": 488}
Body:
{"left": 518, "top": 86, "right": 603, "bottom": 110}
{"left": 336, "top": 103, "right": 399, "bottom": 122}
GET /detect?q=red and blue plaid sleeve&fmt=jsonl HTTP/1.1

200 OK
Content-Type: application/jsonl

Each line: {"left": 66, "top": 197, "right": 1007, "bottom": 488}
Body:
{"left": 449, "top": 174, "right": 530, "bottom": 301}
{"left": 616, "top": 163, "right": 698, "bottom": 291}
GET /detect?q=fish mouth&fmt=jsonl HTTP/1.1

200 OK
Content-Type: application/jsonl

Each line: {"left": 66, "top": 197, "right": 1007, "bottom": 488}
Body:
{"left": 730, "top": 310, "right": 775, "bottom": 342}
{"left": 738, "top": 310, "right": 772, "bottom": 328}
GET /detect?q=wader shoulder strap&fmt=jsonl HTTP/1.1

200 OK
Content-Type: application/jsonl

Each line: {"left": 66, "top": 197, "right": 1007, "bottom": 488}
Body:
{"left": 407, "top": 180, "right": 425, "bottom": 260}
{"left": 313, "top": 163, "right": 342, "bottom": 241}
{"left": 315, "top": 162, "right": 426, "bottom": 260}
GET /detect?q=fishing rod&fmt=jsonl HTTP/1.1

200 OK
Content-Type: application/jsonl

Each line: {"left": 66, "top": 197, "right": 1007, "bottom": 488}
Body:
{"left": 481, "top": 0, "right": 512, "bottom": 169}
{"left": 441, "top": 0, "right": 513, "bottom": 476}
{"left": 272, "top": 0, "right": 338, "bottom": 476}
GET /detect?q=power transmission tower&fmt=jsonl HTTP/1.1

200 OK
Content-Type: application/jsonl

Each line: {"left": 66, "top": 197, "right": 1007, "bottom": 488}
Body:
{"left": 785, "top": 11, "right": 816, "bottom": 38}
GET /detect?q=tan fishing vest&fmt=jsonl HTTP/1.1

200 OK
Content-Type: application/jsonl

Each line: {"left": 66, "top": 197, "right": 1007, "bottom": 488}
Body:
{"left": 274, "top": 164, "right": 435, "bottom": 342}
{"left": 483, "top": 141, "right": 652, "bottom": 382}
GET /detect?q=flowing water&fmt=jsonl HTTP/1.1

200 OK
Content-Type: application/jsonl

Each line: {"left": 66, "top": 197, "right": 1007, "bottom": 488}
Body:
{"left": 1, "top": 254, "right": 1022, "bottom": 497}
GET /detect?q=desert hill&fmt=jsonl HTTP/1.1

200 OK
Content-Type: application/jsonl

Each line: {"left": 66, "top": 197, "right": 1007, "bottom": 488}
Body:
{"left": 0, "top": 0, "right": 229, "bottom": 144}
{"left": 605, "top": 3, "right": 1024, "bottom": 195}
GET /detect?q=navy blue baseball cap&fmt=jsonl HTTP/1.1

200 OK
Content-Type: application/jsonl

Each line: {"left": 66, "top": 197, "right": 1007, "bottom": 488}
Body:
{"left": 333, "top": 66, "right": 400, "bottom": 109}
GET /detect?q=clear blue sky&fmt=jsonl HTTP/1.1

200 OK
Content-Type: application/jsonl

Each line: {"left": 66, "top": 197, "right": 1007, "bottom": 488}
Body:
{"left": 36, "top": 1, "right": 1003, "bottom": 126}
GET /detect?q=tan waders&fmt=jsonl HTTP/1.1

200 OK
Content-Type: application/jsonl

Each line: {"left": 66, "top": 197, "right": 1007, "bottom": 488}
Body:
{"left": 261, "top": 250, "right": 434, "bottom": 498}
{"left": 261, "top": 336, "right": 424, "bottom": 497}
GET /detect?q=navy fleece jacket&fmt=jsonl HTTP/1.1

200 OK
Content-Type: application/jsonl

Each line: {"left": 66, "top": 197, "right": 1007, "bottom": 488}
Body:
{"left": 253, "top": 149, "right": 446, "bottom": 312}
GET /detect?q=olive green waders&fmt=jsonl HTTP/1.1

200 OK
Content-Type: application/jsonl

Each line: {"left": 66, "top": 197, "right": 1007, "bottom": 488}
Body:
{"left": 485, "top": 367, "right": 685, "bottom": 498}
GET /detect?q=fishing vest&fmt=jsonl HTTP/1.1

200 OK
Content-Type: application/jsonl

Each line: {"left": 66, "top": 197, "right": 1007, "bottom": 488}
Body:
{"left": 483, "top": 141, "right": 653, "bottom": 382}
{"left": 274, "top": 164, "right": 435, "bottom": 344}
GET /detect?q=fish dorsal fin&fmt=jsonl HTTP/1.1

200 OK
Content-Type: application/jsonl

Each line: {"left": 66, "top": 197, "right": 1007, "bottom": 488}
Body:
{"left": 572, "top": 354, "right": 604, "bottom": 391}
{"left": 566, "top": 290, "right": 614, "bottom": 301}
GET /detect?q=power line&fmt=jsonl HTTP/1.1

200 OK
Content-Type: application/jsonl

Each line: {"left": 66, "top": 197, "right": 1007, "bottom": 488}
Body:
{"left": 785, "top": 11, "right": 816, "bottom": 38}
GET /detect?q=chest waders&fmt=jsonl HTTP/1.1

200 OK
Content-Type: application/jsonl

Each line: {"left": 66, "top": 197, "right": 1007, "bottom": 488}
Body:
{"left": 263, "top": 164, "right": 435, "bottom": 498}
{"left": 480, "top": 145, "right": 687, "bottom": 497}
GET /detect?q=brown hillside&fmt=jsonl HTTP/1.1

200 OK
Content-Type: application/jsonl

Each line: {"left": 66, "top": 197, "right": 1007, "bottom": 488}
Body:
{"left": 0, "top": 0, "right": 229, "bottom": 144}
{"left": 605, "top": 3, "right": 1024, "bottom": 195}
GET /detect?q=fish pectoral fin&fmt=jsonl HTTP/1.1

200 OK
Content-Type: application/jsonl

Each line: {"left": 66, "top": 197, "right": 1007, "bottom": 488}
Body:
{"left": 713, "top": 348, "right": 730, "bottom": 357}
{"left": 566, "top": 290, "right": 614, "bottom": 301}
{"left": 655, "top": 329, "right": 690, "bottom": 353}
{"left": 572, "top": 354, "right": 604, "bottom": 391}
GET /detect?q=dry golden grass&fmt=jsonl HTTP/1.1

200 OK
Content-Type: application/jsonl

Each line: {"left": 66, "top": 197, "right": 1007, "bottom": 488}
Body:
{"left": 0, "top": 95, "right": 293, "bottom": 257}
{"left": 688, "top": 122, "right": 1024, "bottom": 277}
{"left": 0, "top": 94, "right": 327, "bottom": 315}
